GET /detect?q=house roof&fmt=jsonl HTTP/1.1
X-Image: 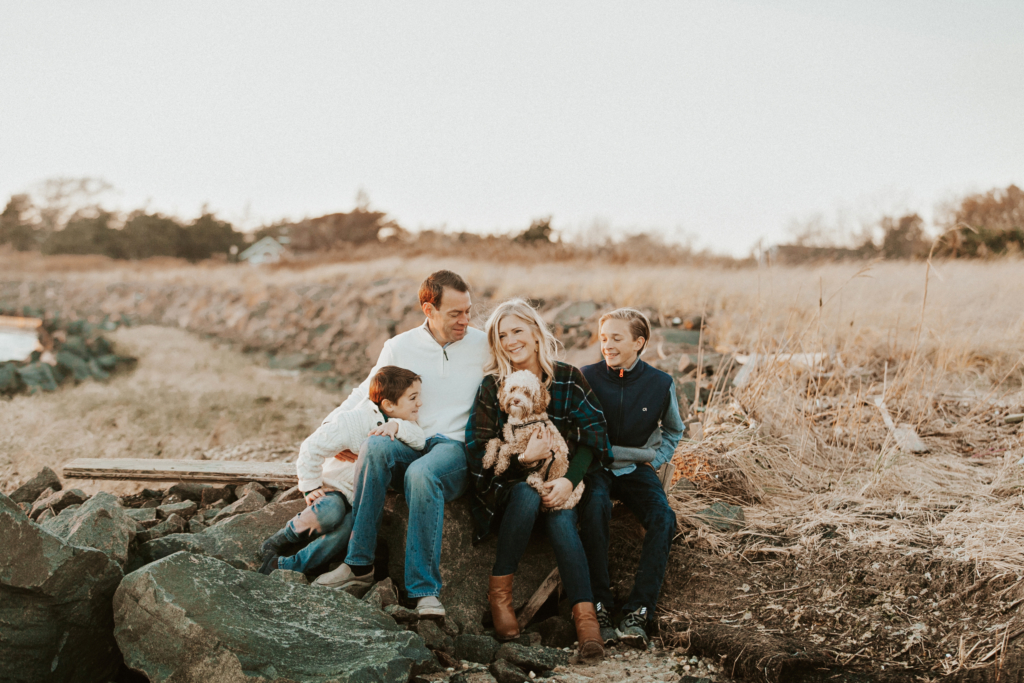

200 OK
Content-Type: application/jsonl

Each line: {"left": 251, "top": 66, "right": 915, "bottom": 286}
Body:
{"left": 239, "top": 237, "right": 289, "bottom": 261}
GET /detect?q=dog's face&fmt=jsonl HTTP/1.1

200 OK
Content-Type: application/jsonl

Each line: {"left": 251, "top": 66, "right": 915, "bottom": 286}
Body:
{"left": 498, "top": 370, "right": 550, "bottom": 420}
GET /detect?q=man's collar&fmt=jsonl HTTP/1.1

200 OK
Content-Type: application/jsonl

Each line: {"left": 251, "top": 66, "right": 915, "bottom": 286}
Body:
{"left": 422, "top": 319, "right": 453, "bottom": 348}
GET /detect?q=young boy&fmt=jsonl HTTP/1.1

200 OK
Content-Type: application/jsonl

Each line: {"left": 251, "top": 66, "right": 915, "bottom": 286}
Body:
{"left": 259, "top": 366, "right": 425, "bottom": 575}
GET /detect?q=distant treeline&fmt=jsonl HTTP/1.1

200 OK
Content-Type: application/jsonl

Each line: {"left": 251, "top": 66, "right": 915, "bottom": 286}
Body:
{"left": 774, "top": 184, "right": 1024, "bottom": 263}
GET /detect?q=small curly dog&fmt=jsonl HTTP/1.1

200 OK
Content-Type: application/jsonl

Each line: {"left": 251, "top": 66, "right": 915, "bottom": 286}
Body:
{"left": 483, "top": 370, "right": 585, "bottom": 510}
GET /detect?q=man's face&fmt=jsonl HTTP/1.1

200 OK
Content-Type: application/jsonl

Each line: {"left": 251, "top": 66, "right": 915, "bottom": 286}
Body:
{"left": 424, "top": 288, "right": 472, "bottom": 344}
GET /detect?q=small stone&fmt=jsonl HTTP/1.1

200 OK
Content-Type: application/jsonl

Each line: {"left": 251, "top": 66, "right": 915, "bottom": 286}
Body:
{"left": 527, "top": 616, "right": 576, "bottom": 649}
{"left": 200, "top": 485, "right": 233, "bottom": 507}
{"left": 188, "top": 518, "right": 206, "bottom": 533}
{"left": 27, "top": 487, "right": 56, "bottom": 519}
{"left": 31, "top": 488, "right": 89, "bottom": 520}
{"left": 1005, "top": 414, "right": 1024, "bottom": 425}
{"left": 384, "top": 604, "right": 419, "bottom": 624}
{"left": 137, "top": 513, "right": 187, "bottom": 542}
{"left": 139, "top": 518, "right": 163, "bottom": 529}
{"left": 201, "top": 502, "right": 228, "bottom": 521}
{"left": 270, "top": 486, "right": 304, "bottom": 503}
{"left": 125, "top": 507, "right": 157, "bottom": 522}
{"left": 414, "top": 619, "right": 454, "bottom": 653}
{"left": 211, "top": 492, "right": 266, "bottom": 524}
{"left": 9, "top": 466, "right": 62, "bottom": 503}
{"left": 35, "top": 508, "right": 55, "bottom": 524}
{"left": 167, "top": 482, "right": 211, "bottom": 502}
{"left": 494, "top": 643, "right": 569, "bottom": 672}
{"left": 364, "top": 577, "right": 400, "bottom": 608}
{"left": 489, "top": 658, "right": 529, "bottom": 683}
{"left": 455, "top": 634, "right": 500, "bottom": 664}
{"left": 161, "top": 494, "right": 184, "bottom": 506}
{"left": 158, "top": 500, "right": 198, "bottom": 520}
{"left": 271, "top": 569, "right": 309, "bottom": 585}
{"left": 236, "top": 482, "right": 272, "bottom": 499}
{"left": 693, "top": 501, "right": 745, "bottom": 532}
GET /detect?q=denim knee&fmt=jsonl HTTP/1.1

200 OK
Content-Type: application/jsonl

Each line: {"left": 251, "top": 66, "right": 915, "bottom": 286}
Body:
{"left": 311, "top": 495, "right": 347, "bottom": 530}
{"left": 404, "top": 458, "right": 440, "bottom": 498}
{"left": 647, "top": 501, "right": 677, "bottom": 536}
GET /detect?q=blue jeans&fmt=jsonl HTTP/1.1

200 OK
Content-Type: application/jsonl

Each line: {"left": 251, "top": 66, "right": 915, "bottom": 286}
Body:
{"left": 278, "top": 492, "right": 353, "bottom": 574}
{"left": 579, "top": 465, "right": 677, "bottom": 620}
{"left": 493, "top": 482, "right": 593, "bottom": 607}
{"left": 345, "top": 434, "right": 468, "bottom": 599}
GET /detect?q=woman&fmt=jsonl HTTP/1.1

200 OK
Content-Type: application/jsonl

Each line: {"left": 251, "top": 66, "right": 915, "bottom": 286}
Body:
{"left": 578, "top": 308, "right": 684, "bottom": 648}
{"left": 466, "top": 298, "right": 609, "bottom": 659}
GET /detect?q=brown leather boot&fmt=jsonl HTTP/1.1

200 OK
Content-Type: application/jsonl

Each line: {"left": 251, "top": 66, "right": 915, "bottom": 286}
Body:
{"left": 572, "top": 601, "right": 605, "bottom": 660}
{"left": 488, "top": 574, "right": 520, "bottom": 640}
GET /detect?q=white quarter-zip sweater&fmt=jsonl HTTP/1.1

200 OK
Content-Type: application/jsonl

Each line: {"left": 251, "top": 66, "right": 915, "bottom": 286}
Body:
{"left": 338, "top": 321, "right": 490, "bottom": 442}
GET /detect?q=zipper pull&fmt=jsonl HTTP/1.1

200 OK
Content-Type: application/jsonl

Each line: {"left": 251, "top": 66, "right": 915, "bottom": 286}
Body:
{"left": 619, "top": 368, "right": 623, "bottom": 378}
{"left": 443, "top": 348, "right": 449, "bottom": 361}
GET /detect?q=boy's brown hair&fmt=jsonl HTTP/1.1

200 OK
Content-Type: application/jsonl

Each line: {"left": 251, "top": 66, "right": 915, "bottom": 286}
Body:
{"left": 418, "top": 270, "right": 470, "bottom": 309}
{"left": 369, "top": 366, "right": 422, "bottom": 406}
{"left": 599, "top": 308, "right": 652, "bottom": 356}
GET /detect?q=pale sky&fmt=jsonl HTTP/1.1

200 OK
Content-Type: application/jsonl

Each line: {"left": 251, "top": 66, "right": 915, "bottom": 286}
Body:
{"left": 2, "top": 1, "right": 1022, "bottom": 255}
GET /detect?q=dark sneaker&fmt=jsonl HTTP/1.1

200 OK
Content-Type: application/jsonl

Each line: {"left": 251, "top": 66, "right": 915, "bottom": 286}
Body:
{"left": 258, "top": 555, "right": 279, "bottom": 576}
{"left": 618, "top": 607, "right": 649, "bottom": 649}
{"left": 595, "top": 602, "right": 618, "bottom": 644}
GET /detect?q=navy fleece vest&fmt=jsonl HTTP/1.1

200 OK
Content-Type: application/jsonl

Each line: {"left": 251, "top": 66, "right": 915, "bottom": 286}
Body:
{"left": 581, "top": 359, "right": 672, "bottom": 448}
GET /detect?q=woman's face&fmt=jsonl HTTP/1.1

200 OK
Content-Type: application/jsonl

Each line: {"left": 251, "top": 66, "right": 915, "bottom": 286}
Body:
{"left": 497, "top": 315, "right": 539, "bottom": 369}
{"left": 600, "top": 318, "right": 645, "bottom": 369}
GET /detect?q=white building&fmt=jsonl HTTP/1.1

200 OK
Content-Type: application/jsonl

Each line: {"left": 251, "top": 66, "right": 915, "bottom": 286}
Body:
{"left": 238, "top": 237, "right": 289, "bottom": 266}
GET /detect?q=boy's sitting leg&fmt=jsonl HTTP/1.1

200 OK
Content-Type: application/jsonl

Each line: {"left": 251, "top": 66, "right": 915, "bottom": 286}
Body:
{"left": 577, "top": 469, "right": 619, "bottom": 643}
{"left": 611, "top": 464, "right": 677, "bottom": 648}
{"left": 259, "top": 492, "right": 351, "bottom": 575}
{"left": 400, "top": 435, "right": 468, "bottom": 617}
{"left": 313, "top": 435, "right": 421, "bottom": 594}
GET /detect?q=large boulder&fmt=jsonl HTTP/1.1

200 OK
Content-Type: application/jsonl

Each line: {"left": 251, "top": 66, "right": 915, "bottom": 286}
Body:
{"left": 9, "top": 466, "right": 62, "bottom": 503}
{"left": 114, "top": 552, "right": 434, "bottom": 682}
{"left": 380, "top": 495, "right": 557, "bottom": 632}
{"left": 42, "top": 491, "right": 137, "bottom": 566}
{"left": 134, "top": 499, "right": 305, "bottom": 570}
{"left": 0, "top": 493, "right": 123, "bottom": 683}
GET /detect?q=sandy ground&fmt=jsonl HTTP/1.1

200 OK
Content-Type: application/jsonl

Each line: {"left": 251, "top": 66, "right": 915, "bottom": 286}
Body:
{"left": 0, "top": 325, "right": 340, "bottom": 497}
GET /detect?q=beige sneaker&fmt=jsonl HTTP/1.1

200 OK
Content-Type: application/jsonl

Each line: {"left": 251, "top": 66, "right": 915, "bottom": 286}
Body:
{"left": 312, "top": 564, "right": 374, "bottom": 597}
{"left": 415, "top": 596, "right": 446, "bottom": 618}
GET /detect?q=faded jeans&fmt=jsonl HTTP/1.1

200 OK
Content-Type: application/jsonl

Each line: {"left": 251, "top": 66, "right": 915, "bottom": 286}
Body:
{"left": 345, "top": 434, "right": 468, "bottom": 598}
{"left": 493, "top": 481, "right": 593, "bottom": 607}
{"left": 278, "top": 491, "right": 353, "bottom": 574}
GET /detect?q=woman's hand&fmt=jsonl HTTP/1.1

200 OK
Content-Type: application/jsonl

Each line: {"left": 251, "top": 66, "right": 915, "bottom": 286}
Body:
{"left": 304, "top": 488, "right": 326, "bottom": 507}
{"left": 541, "top": 478, "right": 573, "bottom": 508}
{"left": 520, "top": 428, "right": 553, "bottom": 465}
{"left": 368, "top": 421, "right": 400, "bottom": 440}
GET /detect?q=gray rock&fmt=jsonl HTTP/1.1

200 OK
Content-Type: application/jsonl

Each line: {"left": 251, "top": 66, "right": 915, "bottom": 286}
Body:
{"left": 385, "top": 604, "right": 420, "bottom": 624}
{"left": 137, "top": 499, "right": 305, "bottom": 570}
{"left": 41, "top": 492, "right": 136, "bottom": 566}
{"left": 211, "top": 491, "right": 267, "bottom": 524}
{"left": 201, "top": 500, "right": 228, "bottom": 521}
{"left": 694, "top": 501, "right": 745, "bottom": 532}
{"left": 494, "top": 643, "right": 569, "bottom": 672}
{"left": 236, "top": 481, "right": 272, "bottom": 499}
{"left": 381, "top": 495, "right": 557, "bottom": 632}
{"left": 364, "top": 576, "right": 400, "bottom": 609}
{"left": 125, "top": 507, "right": 157, "bottom": 522}
{"left": 413, "top": 619, "right": 454, "bottom": 653}
{"left": 454, "top": 669, "right": 500, "bottom": 683}
{"left": 527, "top": 615, "right": 576, "bottom": 649}
{"left": 35, "top": 507, "right": 55, "bottom": 524}
{"left": 114, "top": 552, "right": 435, "bottom": 683}
{"left": 9, "top": 466, "right": 62, "bottom": 503}
{"left": 271, "top": 568, "right": 309, "bottom": 585}
{"left": 0, "top": 493, "right": 123, "bottom": 682}
{"left": 188, "top": 517, "right": 206, "bottom": 533}
{"left": 167, "top": 482, "right": 211, "bottom": 502}
{"left": 137, "top": 513, "right": 187, "bottom": 543}
{"left": 157, "top": 500, "right": 197, "bottom": 519}
{"left": 200, "top": 485, "right": 234, "bottom": 507}
{"left": 489, "top": 659, "right": 529, "bottom": 683}
{"left": 28, "top": 486, "right": 56, "bottom": 518}
{"left": 455, "top": 634, "right": 501, "bottom": 664}
{"left": 31, "top": 488, "right": 89, "bottom": 520}
{"left": 271, "top": 485, "right": 304, "bottom": 503}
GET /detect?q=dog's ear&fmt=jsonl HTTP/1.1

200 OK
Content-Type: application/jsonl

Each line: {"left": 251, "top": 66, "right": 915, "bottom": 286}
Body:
{"left": 497, "top": 381, "right": 509, "bottom": 408}
{"left": 534, "top": 383, "right": 550, "bottom": 414}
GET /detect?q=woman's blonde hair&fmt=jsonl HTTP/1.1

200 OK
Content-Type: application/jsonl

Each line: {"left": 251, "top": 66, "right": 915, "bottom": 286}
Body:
{"left": 598, "top": 307, "right": 652, "bottom": 356}
{"left": 484, "top": 298, "right": 562, "bottom": 386}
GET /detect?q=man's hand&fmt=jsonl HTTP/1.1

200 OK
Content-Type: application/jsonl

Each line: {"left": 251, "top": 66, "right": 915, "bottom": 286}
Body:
{"left": 368, "top": 421, "right": 400, "bottom": 440}
{"left": 520, "top": 429, "right": 553, "bottom": 465}
{"left": 304, "top": 488, "right": 326, "bottom": 507}
{"left": 541, "top": 478, "right": 573, "bottom": 508}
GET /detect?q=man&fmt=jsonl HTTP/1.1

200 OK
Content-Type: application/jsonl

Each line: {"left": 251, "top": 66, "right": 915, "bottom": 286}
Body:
{"left": 313, "top": 270, "right": 489, "bottom": 618}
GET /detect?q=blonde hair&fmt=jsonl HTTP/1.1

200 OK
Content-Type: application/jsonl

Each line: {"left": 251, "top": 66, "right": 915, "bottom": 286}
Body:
{"left": 484, "top": 298, "right": 562, "bottom": 386}
{"left": 598, "top": 308, "right": 652, "bottom": 356}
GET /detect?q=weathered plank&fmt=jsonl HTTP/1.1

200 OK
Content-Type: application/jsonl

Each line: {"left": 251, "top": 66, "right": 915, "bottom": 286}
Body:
{"left": 518, "top": 567, "right": 561, "bottom": 629}
{"left": 63, "top": 458, "right": 298, "bottom": 486}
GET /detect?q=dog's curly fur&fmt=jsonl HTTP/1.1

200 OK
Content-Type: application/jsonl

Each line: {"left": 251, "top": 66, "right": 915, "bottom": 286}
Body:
{"left": 482, "top": 370, "right": 585, "bottom": 510}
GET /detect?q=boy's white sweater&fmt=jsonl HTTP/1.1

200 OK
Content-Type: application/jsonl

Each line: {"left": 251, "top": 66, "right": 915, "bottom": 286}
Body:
{"left": 295, "top": 397, "right": 426, "bottom": 500}
{"left": 339, "top": 322, "right": 489, "bottom": 442}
